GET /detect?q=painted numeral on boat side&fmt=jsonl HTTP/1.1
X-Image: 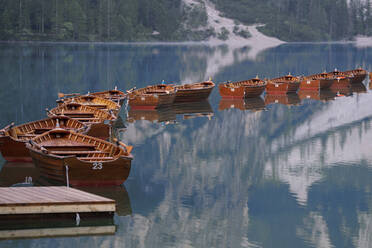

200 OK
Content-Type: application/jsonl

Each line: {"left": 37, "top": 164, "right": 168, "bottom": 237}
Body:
{"left": 92, "top": 162, "right": 103, "bottom": 170}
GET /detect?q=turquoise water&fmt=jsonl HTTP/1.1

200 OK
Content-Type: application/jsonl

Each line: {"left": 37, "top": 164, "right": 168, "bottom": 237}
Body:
{"left": 0, "top": 42, "right": 372, "bottom": 247}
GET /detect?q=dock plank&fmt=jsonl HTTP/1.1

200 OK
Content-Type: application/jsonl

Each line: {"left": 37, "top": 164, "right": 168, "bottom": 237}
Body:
{"left": 0, "top": 187, "right": 115, "bottom": 215}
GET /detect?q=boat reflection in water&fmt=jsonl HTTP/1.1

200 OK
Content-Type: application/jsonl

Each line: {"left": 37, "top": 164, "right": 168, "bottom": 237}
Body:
{"left": 127, "top": 106, "right": 176, "bottom": 124}
{"left": 264, "top": 93, "right": 301, "bottom": 106}
{"left": 298, "top": 89, "right": 337, "bottom": 102}
{"left": 218, "top": 97, "right": 266, "bottom": 111}
{"left": 172, "top": 100, "right": 214, "bottom": 120}
{"left": 0, "top": 162, "right": 39, "bottom": 187}
{"left": 329, "top": 82, "right": 367, "bottom": 98}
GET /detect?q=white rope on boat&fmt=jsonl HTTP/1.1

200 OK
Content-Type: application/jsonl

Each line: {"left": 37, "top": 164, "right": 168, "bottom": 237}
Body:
{"left": 65, "top": 165, "right": 70, "bottom": 187}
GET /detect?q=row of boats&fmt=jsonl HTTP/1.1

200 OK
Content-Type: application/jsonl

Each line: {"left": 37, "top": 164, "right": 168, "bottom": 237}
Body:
{"left": 127, "top": 81, "right": 367, "bottom": 124}
{"left": 0, "top": 67, "right": 369, "bottom": 187}
{"left": 118, "top": 68, "right": 368, "bottom": 110}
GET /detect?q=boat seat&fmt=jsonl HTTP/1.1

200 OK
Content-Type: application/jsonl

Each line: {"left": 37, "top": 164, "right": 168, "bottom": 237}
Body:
{"left": 79, "top": 157, "right": 114, "bottom": 161}
{"left": 49, "top": 150, "right": 108, "bottom": 155}
{"left": 72, "top": 118, "right": 102, "bottom": 121}
{"left": 43, "top": 144, "right": 96, "bottom": 148}
{"left": 17, "top": 134, "right": 36, "bottom": 137}
{"left": 145, "top": 91, "right": 167, "bottom": 94}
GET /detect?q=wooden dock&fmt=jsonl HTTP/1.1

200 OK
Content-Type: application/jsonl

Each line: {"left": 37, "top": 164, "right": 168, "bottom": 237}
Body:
{"left": 0, "top": 186, "right": 115, "bottom": 215}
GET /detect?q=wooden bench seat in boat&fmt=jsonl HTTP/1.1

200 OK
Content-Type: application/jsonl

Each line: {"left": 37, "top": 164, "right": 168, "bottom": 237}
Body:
{"left": 42, "top": 144, "right": 96, "bottom": 149}
{"left": 17, "top": 134, "right": 36, "bottom": 138}
{"left": 71, "top": 118, "right": 102, "bottom": 121}
{"left": 144, "top": 91, "right": 167, "bottom": 94}
{"left": 79, "top": 157, "right": 115, "bottom": 161}
{"left": 49, "top": 150, "right": 109, "bottom": 155}
{"left": 84, "top": 104, "right": 108, "bottom": 108}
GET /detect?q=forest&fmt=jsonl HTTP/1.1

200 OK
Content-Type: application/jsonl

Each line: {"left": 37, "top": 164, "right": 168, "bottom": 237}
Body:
{"left": 211, "top": 0, "right": 372, "bottom": 41}
{"left": 0, "top": 0, "right": 372, "bottom": 42}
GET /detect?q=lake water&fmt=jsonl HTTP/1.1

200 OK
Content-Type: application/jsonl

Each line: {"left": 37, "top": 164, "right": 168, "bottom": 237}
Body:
{"left": 0, "top": 42, "right": 372, "bottom": 247}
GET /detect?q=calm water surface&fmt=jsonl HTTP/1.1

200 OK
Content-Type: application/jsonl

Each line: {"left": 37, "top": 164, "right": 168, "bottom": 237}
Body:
{"left": 0, "top": 42, "right": 372, "bottom": 247}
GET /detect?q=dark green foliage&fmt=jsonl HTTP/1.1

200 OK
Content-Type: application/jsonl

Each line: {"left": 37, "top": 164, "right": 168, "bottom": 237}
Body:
{"left": 1, "top": 0, "right": 372, "bottom": 41}
{"left": 217, "top": 27, "right": 229, "bottom": 40}
{"left": 0, "top": 0, "right": 182, "bottom": 41}
{"left": 211, "top": 0, "right": 372, "bottom": 41}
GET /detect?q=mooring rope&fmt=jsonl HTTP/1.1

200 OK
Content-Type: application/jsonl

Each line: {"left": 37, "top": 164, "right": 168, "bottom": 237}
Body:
{"left": 65, "top": 165, "right": 70, "bottom": 187}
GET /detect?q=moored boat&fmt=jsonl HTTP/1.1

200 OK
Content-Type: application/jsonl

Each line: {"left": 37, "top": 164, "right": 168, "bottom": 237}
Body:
{"left": 299, "top": 72, "right": 334, "bottom": 90}
{"left": 128, "top": 84, "right": 176, "bottom": 109}
{"left": 327, "top": 69, "right": 351, "bottom": 90}
{"left": 48, "top": 102, "right": 117, "bottom": 140}
{"left": 219, "top": 77, "right": 267, "bottom": 98}
{"left": 0, "top": 116, "right": 87, "bottom": 162}
{"left": 174, "top": 81, "right": 215, "bottom": 102}
{"left": 343, "top": 68, "right": 367, "bottom": 84}
{"left": 265, "top": 74, "right": 301, "bottom": 94}
{"left": 26, "top": 129, "right": 133, "bottom": 186}
{"left": 90, "top": 87, "right": 127, "bottom": 105}
{"left": 57, "top": 95, "right": 121, "bottom": 116}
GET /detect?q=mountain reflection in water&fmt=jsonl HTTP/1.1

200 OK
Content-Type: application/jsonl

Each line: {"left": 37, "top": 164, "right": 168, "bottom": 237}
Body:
{"left": 1, "top": 42, "right": 372, "bottom": 247}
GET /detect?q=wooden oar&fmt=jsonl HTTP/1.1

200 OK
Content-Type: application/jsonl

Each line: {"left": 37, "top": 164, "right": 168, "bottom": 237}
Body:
{"left": 58, "top": 92, "right": 80, "bottom": 98}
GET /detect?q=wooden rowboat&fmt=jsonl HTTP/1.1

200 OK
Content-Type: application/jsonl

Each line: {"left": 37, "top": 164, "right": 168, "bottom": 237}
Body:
{"left": 299, "top": 72, "right": 334, "bottom": 91}
{"left": 128, "top": 84, "right": 176, "bottom": 109}
{"left": 174, "top": 81, "right": 215, "bottom": 102}
{"left": 0, "top": 116, "right": 87, "bottom": 162}
{"left": 90, "top": 88, "right": 127, "bottom": 105}
{"left": 219, "top": 77, "right": 267, "bottom": 98}
{"left": 26, "top": 129, "right": 133, "bottom": 186}
{"left": 343, "top": 68, "right": 367, "bottom": 84}
{"left": 265, "top": 74, "right": 300, "bottom": 94}
{"left": 48, "top": 102, "right": 117, "bottom": 140}
{"left": 327, "top": 69, "right": 351, "bottom": 90}
{"left": 0, "top": 162, "right": 39, "bottom": 187}
{"left": 57, "top": 95, "right": 121, "bottom": 116}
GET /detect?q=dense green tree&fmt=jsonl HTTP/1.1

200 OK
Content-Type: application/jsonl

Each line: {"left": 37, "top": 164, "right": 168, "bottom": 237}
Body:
{"left": 0, "top": 0, "right": 371, "bottom": 41}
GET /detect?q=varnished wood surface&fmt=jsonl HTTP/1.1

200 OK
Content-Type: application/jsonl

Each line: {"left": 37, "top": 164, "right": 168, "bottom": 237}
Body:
{"left": 0, "top": 186, "right": 115, "bottom": 207}
{"left": 219, "top": 78, "right": 266, "bottom": 98}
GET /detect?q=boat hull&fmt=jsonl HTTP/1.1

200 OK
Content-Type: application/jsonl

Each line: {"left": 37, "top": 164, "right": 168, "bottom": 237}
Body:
{"left": 85, "top": 122, "right": 111, "bottom": 140}
{"left": 329, "top": 77, "right": 351, "bottom": 90}
{"left": 0, "top": 162, "right": 38, "bottom": 186}
{"left": 350, "top": 74, "right": 367, "bottom": 84}
{"left": 0, "top": 136, "right": 31, "bottom": 162}
{"left": 299, "top": 78, "right": 333, "bottom": 90}
{"left": 219, "top": 84, "right": 265, "bottom": 98}
{"left": 29, "top": 149, "right": 132, "bottom": 186}
{"left": 266, "top": 82, "right": 299, "bottom": 95}
{"left": 129, "top": 92, "right": 176, "bottom": 110}
{"left": 174, "top": 87, "right": 214, "bottom": 102}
